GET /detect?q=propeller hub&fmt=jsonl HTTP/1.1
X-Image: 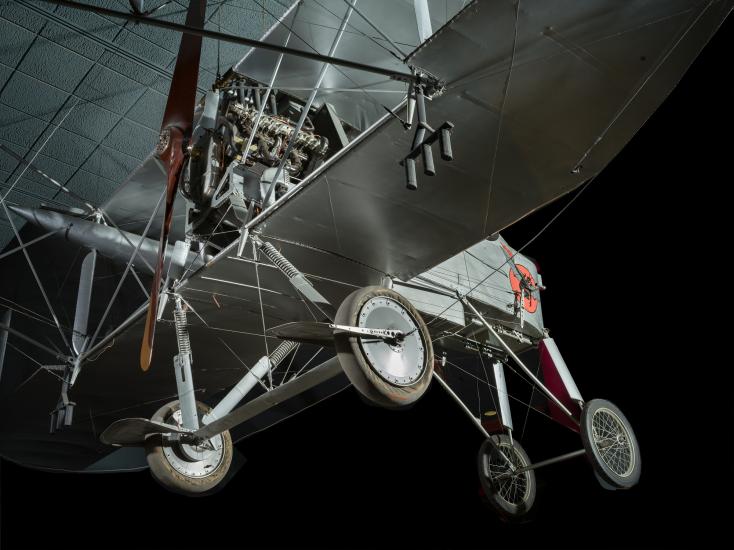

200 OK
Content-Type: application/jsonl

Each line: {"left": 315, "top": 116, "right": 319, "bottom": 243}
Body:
{"left": 156, "top": 127, "right": 172, "bottom": 156}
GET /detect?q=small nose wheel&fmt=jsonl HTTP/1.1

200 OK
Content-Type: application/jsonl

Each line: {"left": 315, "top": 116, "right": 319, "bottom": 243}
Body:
{"left": 580, "top": 398, "right": 641, "bottom": 489}
{"left": 145, "top": 400, "right": 233, "bottom": 496}
{"left": 477, "top": 435, "right": 536, "bottom": 521}
{"left": 334, "top": 286, "right": 434, "bottom": 408}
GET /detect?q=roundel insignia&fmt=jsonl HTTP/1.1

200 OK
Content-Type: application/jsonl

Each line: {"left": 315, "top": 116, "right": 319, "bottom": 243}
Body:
{"left": 509, "top": 264, "right": 538, "bottom": 313}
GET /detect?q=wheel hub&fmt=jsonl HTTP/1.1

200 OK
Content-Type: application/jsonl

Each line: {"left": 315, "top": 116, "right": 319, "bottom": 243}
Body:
{"left": 357, "top": 297, "right": 425, "bottom": 386}
{"left": 591, "top": 407, "right": 635, "bottom": 478}
{"left": 484, "top": 442, "right": 530, "bottom": 506}
{"left": 162, "top": 410, "right": 225, "bottom": 478}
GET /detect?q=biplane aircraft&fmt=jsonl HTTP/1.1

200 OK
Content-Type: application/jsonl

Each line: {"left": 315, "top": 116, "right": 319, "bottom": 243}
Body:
{"left": 0, "top": 0, "right": 729, "bottom": 519}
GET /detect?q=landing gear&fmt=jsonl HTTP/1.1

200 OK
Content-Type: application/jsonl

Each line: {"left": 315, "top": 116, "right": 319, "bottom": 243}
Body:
{"left": 581, "top": 398, "right": 641, "bottom": 489}
{"left": 477, "top": 435, "right": 536, "bottom": 521}
{"left": 145, "top": 400, "right": 233, "bottom": 496}
{"left": 334, "top": 286, "right": 433, "bottom": 408}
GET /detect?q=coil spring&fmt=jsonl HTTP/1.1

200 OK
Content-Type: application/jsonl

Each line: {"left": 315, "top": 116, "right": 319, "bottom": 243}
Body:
{"left": 173, "top": 304, "right": 191, "bottom": 356}
{"left": 269, "top": 340, "right": 298, "bottom": 368}
{"left": 260, "top": 242, "right": 299, "bottom": 279}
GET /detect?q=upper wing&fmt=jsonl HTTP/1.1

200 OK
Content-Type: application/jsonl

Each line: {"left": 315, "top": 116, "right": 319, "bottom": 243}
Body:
{"left": 99, "top": 0, "right": 469, "bottom": 239}
{"left": 248, "top": 0, "right": 730, "bottom": 282}
{"left": 235, "top": 0, "right": 468, "bottom": 131}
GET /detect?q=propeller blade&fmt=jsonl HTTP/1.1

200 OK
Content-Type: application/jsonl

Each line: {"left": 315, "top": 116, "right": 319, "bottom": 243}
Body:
{"left": 140, "top": 0, "right": 207, "bottom": 372}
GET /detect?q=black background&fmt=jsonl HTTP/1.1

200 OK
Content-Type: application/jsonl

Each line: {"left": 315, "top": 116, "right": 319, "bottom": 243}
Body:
{"left": 1, "top": 14, "right": 732, "bottom": 550}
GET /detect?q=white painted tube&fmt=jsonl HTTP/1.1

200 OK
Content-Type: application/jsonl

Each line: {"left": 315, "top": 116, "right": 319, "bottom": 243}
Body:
{"left": 203, "top": 355, "right": 271, "bottom": 423}
{"left": 414, "top": 0, "right": 432, "bottom": 43}
{"left": 493, "top": 361, "right": 513, "bottom": 431}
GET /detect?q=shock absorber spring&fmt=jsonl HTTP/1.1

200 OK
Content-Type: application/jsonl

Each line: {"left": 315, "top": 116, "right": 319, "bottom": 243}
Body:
{"left": 173, "top": 297, "right": 191, "bottom": 356}
{"left": 269, "top": 340, "right": 297, "bottom": 368}
{"left": 259, "top": 241, "right": 300, "bottom": 279}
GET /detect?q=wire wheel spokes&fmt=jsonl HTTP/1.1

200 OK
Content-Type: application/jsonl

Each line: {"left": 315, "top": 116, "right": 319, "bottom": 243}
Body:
{"left": 485, "top": 443, "right": 530, "bottom": 506}
{"left": 591, "top": 407, "right": 635, "bottom": 477}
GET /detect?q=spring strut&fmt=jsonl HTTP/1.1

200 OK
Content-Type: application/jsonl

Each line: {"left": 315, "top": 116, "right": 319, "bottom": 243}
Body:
{"left": 173, "top": 297, "right": 191, "bottom": 356}
{"left": 259, "top": 242, "right": 300, "bottom": 278}
{"left": 269, "top": 340, "right": 297, "bottom": 368}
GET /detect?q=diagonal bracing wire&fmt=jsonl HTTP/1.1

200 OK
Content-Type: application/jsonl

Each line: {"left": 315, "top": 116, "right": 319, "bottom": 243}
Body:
{"left": 443, "top": 357, "right": 564, "bottom": 428}
{"left": 482, "top": 0, "right": 521, "bottom": 236}
{"left": 216, "top": 336, "right": 271, "bottom": 393}
{"left": 0, "top": 229, "right": 63, "bottom": 262}
{"left": 0, "top": 144, "right": 153, "bottom": 301}
{"left": 289, "top": 346, "right": 324, "bottom": 381}
{"left": 8, "top": 342, "right": 67, "bottom": 391}
{"left": 279, "top": 341, "right": 300, "bottom": 385}
{"left": 249, "top": 0, "right": 405, "bottom": 117}
{"left": 571, "top": 0, "right": 715, "bottom": 172}
{"left": 261, "top": 0, "right": 357, "bottom": 207}
{"left": 83, "top": 187, "right": 167, "bottom": 356}
{"left": 425, "top": 175, "right": 595, "bottom": 329}
{"left": 0, "top": 145, "right": 95, "bottom": 214}
{"left": 0, "top": 98, "right": 83, "bottom": 354}
{"left": 328, "top": 0, "right": 408, "bottom": 59}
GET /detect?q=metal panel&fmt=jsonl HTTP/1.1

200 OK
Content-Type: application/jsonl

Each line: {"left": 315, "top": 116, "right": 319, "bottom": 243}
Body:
{"left": 235, "top": 0, "right": 466, "bottom": 130}
{"left": 393, "top": 282, "right": 465, "bottom": 326}
{"left": 410, "top": 236, "right": 544, "bottom": 338}
{"left": 249, "top": 0, "right": 730, "bottom": 288}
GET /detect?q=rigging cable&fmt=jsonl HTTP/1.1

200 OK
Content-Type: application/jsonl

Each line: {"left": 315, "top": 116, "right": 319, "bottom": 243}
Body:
{"left": 425, "top": 175, "right": 596, "bottom": 329}
{"left": 250, "top": 0, "right": 406, "bottom": 117}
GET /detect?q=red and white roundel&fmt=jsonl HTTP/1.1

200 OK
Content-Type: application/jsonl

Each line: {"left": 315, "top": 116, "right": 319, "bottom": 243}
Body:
{"left": 509, "top": 264, "right": 538, "bottom": 313}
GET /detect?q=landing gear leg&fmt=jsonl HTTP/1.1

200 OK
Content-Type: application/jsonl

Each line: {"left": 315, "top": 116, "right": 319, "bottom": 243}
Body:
{"left": 433, "top": 368, "right": 536, "bottom": 519}
{"left": 144, "top": 296, "right": 233, "bottom": 495}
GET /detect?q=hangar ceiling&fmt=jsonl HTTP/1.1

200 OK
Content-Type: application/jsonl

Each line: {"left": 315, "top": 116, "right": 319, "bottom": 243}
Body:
{"left": 0, "top": 0, "right": 292, "bottom": 250}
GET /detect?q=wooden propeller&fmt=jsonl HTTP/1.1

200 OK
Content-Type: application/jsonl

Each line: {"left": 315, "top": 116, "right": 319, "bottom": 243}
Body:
{"left": 140, "top": 0, "right": 207, "bottom": 371}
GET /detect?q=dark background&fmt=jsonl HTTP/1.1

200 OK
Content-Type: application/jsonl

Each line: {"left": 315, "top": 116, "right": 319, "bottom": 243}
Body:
{"left": 1, "top": 14, "right": 732, "bottom": 550}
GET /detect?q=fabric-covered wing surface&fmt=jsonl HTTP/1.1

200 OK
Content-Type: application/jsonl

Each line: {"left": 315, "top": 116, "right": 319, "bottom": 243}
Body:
{"left": 235, "top": 0, "right": 468, "bottom": 130}
{"left": 250, "top": 0, "right": 730, "bottom": 282}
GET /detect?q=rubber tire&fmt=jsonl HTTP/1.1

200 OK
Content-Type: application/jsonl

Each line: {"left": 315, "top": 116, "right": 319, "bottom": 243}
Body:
{"left": 581, "top": 398, "right": 641, "bottom": 490}
{"left": 145, "top": 400, "right": 233, "bottom": 496}
{"left": 335, "top": 286, "right": 434, "bottom": 408}
{"left": 477, "top": 435, "right": 536, "bottom": 521}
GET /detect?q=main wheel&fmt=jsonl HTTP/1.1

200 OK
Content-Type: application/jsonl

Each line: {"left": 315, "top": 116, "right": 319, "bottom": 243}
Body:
{"left": 145, "top": 400, "right": 233, "bottom": 496}
{"left": 581, "top": 398, "right": 641, "bottom": 489}
{"left": 334, "top": 286, "right": 433, "bottom": 408}
{"left": 477, "top": 435, "right": 536, "bottom": 521}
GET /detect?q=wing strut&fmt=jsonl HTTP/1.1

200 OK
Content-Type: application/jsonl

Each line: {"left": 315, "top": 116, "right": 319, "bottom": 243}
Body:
{"left": 260, "top": 0, "right": 357, "bottom": 207}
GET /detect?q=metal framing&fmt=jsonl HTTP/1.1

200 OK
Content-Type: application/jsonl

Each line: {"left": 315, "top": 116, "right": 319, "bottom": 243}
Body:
{"left": 261, "top": 0, "right": 356, "bottom": 206}
{"left": 432, "top": 371, "right": 490, "bottom": 438}
{"left": 460, "top": 295, "right": 580, "bottom": 426}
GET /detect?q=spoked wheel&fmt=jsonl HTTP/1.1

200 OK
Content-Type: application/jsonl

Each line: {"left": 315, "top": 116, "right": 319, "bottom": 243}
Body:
{"left": 581, "top": 398, "right": 641, "bottom": 489}
{"left": 335, "top": 286, "right": 433, "bottom": 408}
{"left": 145, "top": 400, "right": 233, "bottom": 496}
{"left": 477, "top": 435, "right": 536, "bottom": 521}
